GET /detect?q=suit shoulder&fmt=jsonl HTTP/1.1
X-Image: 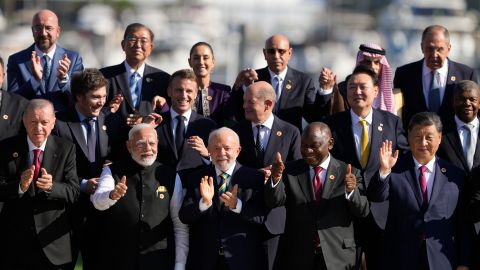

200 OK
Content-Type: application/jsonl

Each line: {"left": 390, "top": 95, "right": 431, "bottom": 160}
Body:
{"left": 374, "top": 109, "right": 401, "bottom": 122}
{"left": 100, "top": 63, "right": 124, "bottom": 77}
{"left": 449, "top": 60, "right": 475, "bottom": 73}
{"left": 274, "top": 117, "right": 300, "bottom": 135}
{"left": 8, "top": 45, "right": 35, "bottom": 63}
{"left": 50, "top": 134, "right": 75, "bottom": 149}
{"left": 145, "top": 64, "right": 170, "bottom": 78}
{"left": 396, "top": 60, "right": 423, "bottom": 73}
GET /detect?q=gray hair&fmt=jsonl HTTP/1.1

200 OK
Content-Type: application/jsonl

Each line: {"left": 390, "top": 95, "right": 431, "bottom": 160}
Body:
{"left": 408, "top": 112, "right": 442, "bottom": 133}
{"left": 208, "top": 127, "right": 240, "bottom": 146}
{"left": 128, "top": 123, "right": 157, "bottom": 140}
{"left": 25, "top": 99, "right": 54, "bottom": 115}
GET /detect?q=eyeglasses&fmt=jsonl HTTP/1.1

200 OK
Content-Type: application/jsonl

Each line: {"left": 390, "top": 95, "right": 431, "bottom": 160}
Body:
{"left": 126, "top": 37, "right": 151, "bottom": 45}
{"left": 265, "top": 48, "right": 289, "bottom": 56}
{"left": 32, "top": 25, "right": 56, "bottom": 33}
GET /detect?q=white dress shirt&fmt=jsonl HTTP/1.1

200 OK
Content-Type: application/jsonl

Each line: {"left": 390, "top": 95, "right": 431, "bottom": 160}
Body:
{"left": 455, "top": 115, "right": 479, "bottom": 158}
{"left": 422, "top": 59, "right": 448, "bottom": 107}
{"left": 91, "top": 166, "right": 189, "bottom": 270}
{"left": 170, "top": 109, "right": 192, "bottom": 141}
{"left": 268, "top": 67, "right": 288, "bottom": 102}
{"left": 251, "top": 113, "right": 275, "bottom": 150}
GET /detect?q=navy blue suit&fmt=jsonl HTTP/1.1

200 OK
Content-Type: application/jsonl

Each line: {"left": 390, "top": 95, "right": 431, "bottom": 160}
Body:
{"left": 393, "top": 59, "right": 478, "bottom": 129}
{"left": 7, "top": 44, "right": 84, "bottom": 111}
{"left": 0, "top": 90, "right": 28, "bottom": 141}
{"left": 179, "top": 163, "right": 267, "bottom": 270}
{"left": 367, "top": 155, "right": 471, "bottom": 270}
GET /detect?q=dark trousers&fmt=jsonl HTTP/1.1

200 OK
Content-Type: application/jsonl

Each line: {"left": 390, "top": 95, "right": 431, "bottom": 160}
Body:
{"left": 357, "top": 214, "right": 385, "bottom": 270}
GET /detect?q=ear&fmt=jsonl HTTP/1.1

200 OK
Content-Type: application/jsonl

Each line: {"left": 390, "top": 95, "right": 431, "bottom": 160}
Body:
{"left": 263, "top": 49, "right": 267, "bottom": 60}
{"left": 264, "top": 99, "right": 273, "bottom": 110}
{"left": 188, "top": 57, "right": 192, "bottom": 68}
{"left": 121, "top": 40, "right": 126, "bottom": 52}
{"left": 328, "top": 137, "right": 334, "bottom": 150}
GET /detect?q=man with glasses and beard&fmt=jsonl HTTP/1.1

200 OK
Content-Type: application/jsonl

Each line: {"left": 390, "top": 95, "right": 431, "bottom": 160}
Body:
{"left": 90, "top": 124, "right": 188, "bottom": 270}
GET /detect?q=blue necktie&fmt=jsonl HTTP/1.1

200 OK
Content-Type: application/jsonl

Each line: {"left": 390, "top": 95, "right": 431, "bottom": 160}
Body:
{"left": 42, "top": 55, "right": 51, "bottom": 88}
{"left": 130, "top": 72, "right": 141, "bottom": 109}
{"left": 428, "top": 71, "right": 441, "bottom": 112}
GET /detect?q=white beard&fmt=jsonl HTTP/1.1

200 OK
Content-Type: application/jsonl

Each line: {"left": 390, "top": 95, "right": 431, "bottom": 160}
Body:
{"left": 132, "top": 153, "right": 157, "bottom": 167}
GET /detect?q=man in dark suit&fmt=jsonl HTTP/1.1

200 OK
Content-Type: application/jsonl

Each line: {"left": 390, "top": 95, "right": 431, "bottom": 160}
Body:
{"left": 265, "top": 122, "right": 369, "bottom": 270}
{"left": 368, "top": 112, "right": 470, "bottom": 270}
{"left": 232, "top": 34, "right": 331, "bottom": 130}
{"left": 147, "top": 69, "right": 216, "bottom": 171}
{"left": 100, "top": 23, "right": 170, "bottom": 126}
{"left": 0, "top": 56, "right": 29, "bottom": 141}
{"left": 324, "top": 65, "right": 409, "bottom": 270}
{"left": 179, "top": 127, "right": 267, "bottom": 270}
{"left": 7, "top": 9, "right": 84, "bottom": 112}
{"left": 0, "top": 99, "right": 80, "bottom": 269}
{"left": 232, "top": 81, "right": 301, "bottom": 269}
{"left": 394, "top": 25, "right": 478, "bottom": 129}
{"left": 90, "top": 124, "right": 188, "bottom": 270}
{"left": 53, "top": 68, "right": 115, "bottom": 269}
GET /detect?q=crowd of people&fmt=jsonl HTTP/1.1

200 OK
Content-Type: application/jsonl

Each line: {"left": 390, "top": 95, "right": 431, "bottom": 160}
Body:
{"left": 0, "top": 8, "right": 479, "bottom": 270}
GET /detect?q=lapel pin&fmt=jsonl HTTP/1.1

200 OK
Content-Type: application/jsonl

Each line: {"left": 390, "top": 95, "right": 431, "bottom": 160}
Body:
{"left": 329, "top": 175, "right": 335, "bottom": 180}
{"left": 378, "top": 126, "right": 383, "bottom": 131}
{"left": 276, "top": 131, "right": 282, "bottom": 137}
{"left": 12, "top": 152, "right": 18, "bottom": 158}
{"left": 2, "top": 114, "right": 8, "bottom": 120}
{"left": 285, "top": 80, "right": 292, "bottom": 90}
{"left": 146, "top": 77, "right": 153, "bottom": 83}
{"left": 159, "top": 194, "right": 165, "bottom": 199}
{"left": 102, "top": 125, "right": 107, "bottom": 131}
{"left": 450, "top": 76, "right": 456, "bottom": 82}
{"left": 207, "top": 95, "right": 212, "bottom": 101}
{"left": 441, "top": 168, "right": 446, "bottom": 173}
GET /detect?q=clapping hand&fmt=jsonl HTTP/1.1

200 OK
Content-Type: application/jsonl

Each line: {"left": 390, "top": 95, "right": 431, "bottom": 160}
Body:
{"left": 220, "top": 184, "right": 239, "bottom": 209}
{"left": 271, "top": 152, "right": 285, "bottom": 184}
{"left": 200, "top": 176, "right": 214, "bottom": 206}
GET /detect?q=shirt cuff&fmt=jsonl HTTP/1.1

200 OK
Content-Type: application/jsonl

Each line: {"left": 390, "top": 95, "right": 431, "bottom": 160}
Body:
{"left": 59, "top": 73, "right": 69, "bottom": 84}
{"left": 318, "top": 87, "right": 333, "bottom": 95}
{"left": 345, "top": 189, "right": 355, "bottom": 200}
{"left": 229, "top": 199, "right": 242, "bottom": 213}
{"left": 270, "top": 177, "right": 281, "bottom": 188}
{"left": 199, "top": 199, "right": 212, "bottom": 212}
{"left": 80, "top": 179, "right": 88, "bottom": 193}
{"left": 379, "top": 170, "right": 391, "bottom": 180}
{"left": 18, "top": 184, "right": 25, "bottom": 197}
{"left": 174, "top": 263, "right": 186, "bottom": 270}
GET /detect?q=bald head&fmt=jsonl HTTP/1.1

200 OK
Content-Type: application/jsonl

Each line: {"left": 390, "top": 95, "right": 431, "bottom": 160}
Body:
{"left": 243, "top": 81, "right": 276, "bottom": 124}
{"left": 303, "top": 122, "right": 332, "bottom": 142}
{"left": 301, "top": 122, "right": 333, "bottom": 167}
{"left": 263, "top": 34, "right": 292, "bottom": 74}
{"left": 32, "top": 9, "right": 61, "bottom": 53}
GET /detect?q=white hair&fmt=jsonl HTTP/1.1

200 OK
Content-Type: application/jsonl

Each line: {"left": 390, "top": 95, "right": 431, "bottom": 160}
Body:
{"left": 128, "top": 123, "right": 157, "bottom": 140}
{"left": 208, "top": 127, "right": 240, "bottom": 145}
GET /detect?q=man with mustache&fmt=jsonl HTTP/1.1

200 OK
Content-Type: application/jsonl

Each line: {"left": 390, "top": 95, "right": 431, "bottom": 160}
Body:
{"left": 394, "top": 25, "right": 478, "bottom": 129}
{"left": 91, "top": 124, "right": 188, "bottom": 270}
{"left": 7, "top": 9, "right": 84, "bottom": 112}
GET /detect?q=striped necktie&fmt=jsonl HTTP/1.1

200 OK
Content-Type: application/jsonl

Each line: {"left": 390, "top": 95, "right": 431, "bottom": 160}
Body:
{"left": 218, "top": 172, "right": 229, "bottom": 195}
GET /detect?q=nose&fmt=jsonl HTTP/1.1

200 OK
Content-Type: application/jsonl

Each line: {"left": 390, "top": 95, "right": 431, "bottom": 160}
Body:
{"left": 421, "top": 137, "right": 428, "bottom": 146}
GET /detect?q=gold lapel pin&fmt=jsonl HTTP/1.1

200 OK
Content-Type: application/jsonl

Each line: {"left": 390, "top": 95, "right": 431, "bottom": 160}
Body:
{"left": 329, "top": 175, "right": 335, "bottom": 180}
{"left": 285, "top": 80, "right": 292, "bottom": 90}
{"left": 450, "top": 76, "right": 456, "bottom": 82}
{"left": 2, "top": 114, "right": 8, "bottom": 120}
{"left": 102, "top": 125, "right": 107, "bottom": 131}
{"left": 276, "top": 131, "right": 282, "bottom": 137}
{"left": 12, "top": 152, "right": 18, "bottom": 158}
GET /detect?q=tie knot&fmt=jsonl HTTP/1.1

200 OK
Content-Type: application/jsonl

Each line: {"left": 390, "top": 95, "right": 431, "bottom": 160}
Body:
{"left": 42, "top": 54, "right": 50, "bottom": 61}
{"left": 274, "top": 75, "right": 281, "bottom": 82}
{"left": 176, "top": 115, "right": 185, "bottom": 122}
{"left": 463, "top": 124, "right": 473, "bottom": 131}
{"left": 314, "top": 166, "right": 322, "bottom": 175}
{"left": 33, "top": 148, "right": 43, "bottom": 158}
{"left": 420, "top": 165, "right": 427, "bottom": 174}
{"left": 359, "top": 119, "right": 367, "bottom": 127}
{"left": 256, "top": 124, "right": 263, "bottom": 130}
{"left": 85, "top": 117, "right": 95, "bottom": 124}
{"left": 220, "top": 172, "right": 229, "bottom": 181}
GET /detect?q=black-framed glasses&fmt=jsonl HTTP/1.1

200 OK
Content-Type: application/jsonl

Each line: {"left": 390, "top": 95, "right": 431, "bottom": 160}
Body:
{"left": 126, "top": 37, "right": 151, "bottom": 45}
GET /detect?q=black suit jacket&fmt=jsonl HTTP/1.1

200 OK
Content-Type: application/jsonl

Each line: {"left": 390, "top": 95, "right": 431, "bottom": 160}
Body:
{"left": 156, "top": 111, "right": 216, "bottom": 171}
{"left": 232, "top": 66, "right": 329, "bottom": 130}
{"left": 0, "top": 90, "right": 28, "bottom": 141}
{"left": 394, "top": 59, "right": 478, "bottom": 129}
{"left": 0, "top": 135, "right": 80, "bottom": 266}
{"left": 179, "top": 163, "right": 267, "bottom": 270}
{"left": 100, "top": 62, "right": 170, "bottom": 118}
{"left": 265, "top": 157, "right": 369, "bottom": 270}
{"left": 324, "top": 109, "right": 409, "bottom": 229}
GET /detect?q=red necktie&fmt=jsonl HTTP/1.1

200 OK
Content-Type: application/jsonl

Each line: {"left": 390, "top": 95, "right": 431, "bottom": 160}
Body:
{"left": 33, "top": 149, "right": 42, "bottom": 182}
{"left": 419, "top": 165, "right": 428, "bottom": 206}
{"left": 313, "top": 166, "right": 323, "bottom": 203}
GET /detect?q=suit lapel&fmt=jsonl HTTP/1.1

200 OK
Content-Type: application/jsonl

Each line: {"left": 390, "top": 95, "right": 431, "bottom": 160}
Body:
{"left": 427, "top": 161, "right": 448, "bottom": 209}
{"left": 414, "top": 60, "right": 428, "bottom": 110}
{"left": 160, "top": 113, "right": 177, "bottom": 159}
{"left": 368, "top": 110, "right": 384, "bottom": 170}
{"left": 42, "top": 138, "right": 58, "bottom": 176}
{"left": 0, "top": 92, "right": 9, "bottom": 131}
{"left": 66, "top": 109, "right": 90, "bottom": 158}
{"left": 445, "top": 129, "right": 469, "bottom": 171}
{"left": 264, "top": 118, "right": 282, "bottom": 165}
{"left": 97, "top": 113, "right": 108, "bottom": 158}
{"left": 137, "top": 65, "right": 155, "bottom": 114}
{"left": 297, "top": 161, "right": 315, "bottom": 203}
{"left": 117, "top": 63, "right": 135, "bottom": 111}
{"left": 47, "top": 46, "right": 64, "bottom": 91}
{"left": 405, "top": 157, "right": 424, "bottom": 209}
{"left": 340, "top": 112, "right": 361, "bottom": 169}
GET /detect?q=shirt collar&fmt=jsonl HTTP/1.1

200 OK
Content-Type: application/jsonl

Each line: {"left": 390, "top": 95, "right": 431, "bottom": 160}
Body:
{"left": 27, "top": 136, "right": 47, "bottom": 152}
{"left": 215, "top": 161, "right": 237, "bottom": 177}
{"left": 454, "top": 115, "right": 479, "bottom": 130}
{"left": 422, "top": 58, "right": 449, "bottom": 77}
{"left": 312, "top": 153, "right": 331, "bottom": 172}
{"left": 349, "top": 108, "right": 373, "bottom": 126}
{"left": 171, "top": 108, "right": 192, "bottom": 122}
{"left": 251, "top": 113, "right": 275, "bottom": 129}
{"left": 124, "top": 61, "right": 146, "bottom": 78}
{"left": 268, "top": 66, "right": 288, "bottom": 81}
{"left": 35, "top": 44, "right": 56, "bottom": 59}
{"left": 412, "top": 155, "right": 436, "bottom": 173}
{"left": 74, "top": 104, "right": 97, "bottom": 122}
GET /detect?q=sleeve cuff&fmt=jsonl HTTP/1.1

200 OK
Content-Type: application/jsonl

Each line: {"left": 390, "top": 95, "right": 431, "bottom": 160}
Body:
{"left": 318, "top": 87, "right": 333, "bottom": 95}
{"left": 199, "top": 199, "right": 212, "bottom": 212}
{"left": 345, "top": 189, "right": 355, "bottom": 200}
{"left": 230, "top": 199, "right": 242, "bottom": 213}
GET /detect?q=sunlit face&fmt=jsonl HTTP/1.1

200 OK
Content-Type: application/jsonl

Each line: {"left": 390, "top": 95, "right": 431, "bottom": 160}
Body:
{"left": 76, "top": 86, "right": 107, "bottom": 118}
{"left": 300, "top": 127, "right": 333, "bottom": 167}
{"left": 31, "top": 10, "right": 60, "bottom": 53}
{"left": 0, "top": 64, "right": 5, "bottom": 87}
{"left": 408, "top": 124, "right": 441, "bottom": 165}
{"left": 360, "top": 56, "right": 382, "bottom": 75}
{"left": 421, "top": 30, "right": 451, "bottom": 70}
{"left": 263, "top": 36, "right": 292, "bottom": 74}
{"left": 347, "top": 73, "right": 378, "bottom": 115}
{"left": 127, "top": 128, "right": 158, "bottom": 167}
{"left": 208, "top": 133, "right": 241, "bottom": 172}
{"left": 168, "top": 77, "right": 198, "bottom": 114}
{"left": 23, "top": 105, "right": 56, "bottom": 147}
{"left": 243, "top": 89, "right": 268, "bottom": 123}
{"left": 453, "top": 89, "right": 480, "bottom": 124}
{"left": 188, "top": 45, "right": 215, "bottom": 78}
{"left": 122, "top": 28, "right": 153, "bottom": 66}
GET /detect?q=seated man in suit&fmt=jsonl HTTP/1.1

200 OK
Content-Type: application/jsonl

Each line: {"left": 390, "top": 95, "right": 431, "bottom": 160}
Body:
{"left": 179, "top": 127, "right": 267, "bottom": 270}
{"left": 324, "top": 64, "right": 408, "bottom": 270}
{"left": 90, "top": 124, "right": 188, "bottom": 270}
{"left": 146, "top": 69, "right": 216, "bottom": 171}
{"left": 368, "top": 112, "right": 470, "bottom": 270}
{"left": 394, "top": 25, "right": 478, "bottom": 129}
{"left": 265, "top": 122, "right": 369, "bottom": 270}
{"left": 232, "top": 81, "right": 301, "bottom": 270}
{"left": 0, "top": 99, "right": 80, "bottom": 269}
{"left": 54, "top": 68, "right": 117, "bottom": 268}
{"left": 0, "top": 55, "right": 29, "bottom": 141}
{"left": 232, "top": 34, "right": 331, "bottom": 130}
{"left": 7, "top": 9, "right": 84, "bottom": 112}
